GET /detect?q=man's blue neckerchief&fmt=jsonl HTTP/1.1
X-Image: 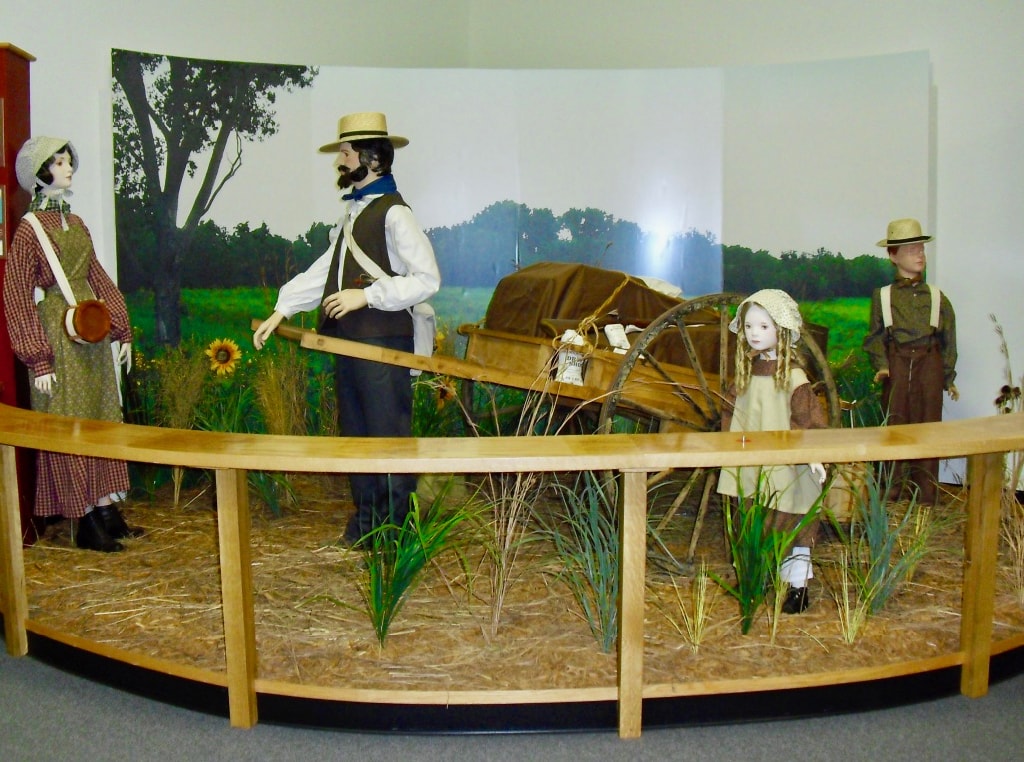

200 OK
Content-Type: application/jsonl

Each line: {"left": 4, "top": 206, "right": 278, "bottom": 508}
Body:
{"left": 341, "top": 174, "right": 397, "bottom": 202}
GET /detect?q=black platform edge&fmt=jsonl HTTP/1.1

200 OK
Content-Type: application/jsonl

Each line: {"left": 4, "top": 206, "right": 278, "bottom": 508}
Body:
{"left": 8, "top": 623, "right": 1024, "bottom": 734}
{"left": 24, "top": 630, "right": 229, "bottom": 718}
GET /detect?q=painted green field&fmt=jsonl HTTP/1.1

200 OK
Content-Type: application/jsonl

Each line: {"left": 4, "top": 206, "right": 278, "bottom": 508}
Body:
{"left": 801, "top": 297, "right": 870, "bottom": 366}
{"left": 125, "top": 289, "right": 873, "bottom": 417}
{"left": 125, "top": 288, "right": 879, "bottom": 437}
{"left": 126, "top": 286, "right": 495, "bottom": 358}
{"left": 127, "top": 288, "right": 867, "bottom": 358}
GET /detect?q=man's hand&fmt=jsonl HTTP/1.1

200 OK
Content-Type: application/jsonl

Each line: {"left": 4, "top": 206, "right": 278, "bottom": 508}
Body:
{"left": 322, "top": 289, "right": 368, "bottom": 320}
{"left": 947, "top": 384, "right": 960, "bottom": 402}
{"left": 34, "top": 373, "right": 56, "bottom": 395}
{"left": 873, "top": 369, "right": 890, "bottom": 384}
{"left": 253, "top": 311, "right": 285, "bottom": 350}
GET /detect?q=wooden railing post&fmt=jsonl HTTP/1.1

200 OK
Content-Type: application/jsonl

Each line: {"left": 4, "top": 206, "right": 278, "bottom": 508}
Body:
{"left": 617, "top": 469, "right": 647, "bottom": 738}
{"left": 215, "top": 468, "right": 258, "bottom": 727}
{"left": 960, "top": 451, "right": 1003, "bottom": 697}
{"left": 0, "top": 444, "right": 28, "bottom": 655}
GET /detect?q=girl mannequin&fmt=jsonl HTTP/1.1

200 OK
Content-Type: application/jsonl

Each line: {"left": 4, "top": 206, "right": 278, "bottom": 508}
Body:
{"left": 717, "top": 289, "right": 827, "bottom": 613}
{"left": 4, "top": 136, "right": 137, "bottom": 552}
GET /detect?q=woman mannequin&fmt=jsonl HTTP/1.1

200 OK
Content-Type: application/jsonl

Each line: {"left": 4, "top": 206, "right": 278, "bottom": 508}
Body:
{"left": 4, "top": 136, "right": 137, "bottom": 552}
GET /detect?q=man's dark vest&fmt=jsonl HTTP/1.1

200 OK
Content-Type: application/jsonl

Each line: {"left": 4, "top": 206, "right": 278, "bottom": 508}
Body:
{"left": 319, "top": 193, "right": 414, "bottom": 340}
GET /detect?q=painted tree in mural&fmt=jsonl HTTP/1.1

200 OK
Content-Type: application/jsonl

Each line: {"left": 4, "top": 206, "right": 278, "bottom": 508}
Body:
{"left": 112, "top": 49, "right": 317, "bottom": 345}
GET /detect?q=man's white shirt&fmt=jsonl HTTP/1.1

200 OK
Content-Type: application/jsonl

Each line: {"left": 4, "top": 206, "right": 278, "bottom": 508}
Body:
{"left": 274, "top": 195, "right": 440, "bottom": 318}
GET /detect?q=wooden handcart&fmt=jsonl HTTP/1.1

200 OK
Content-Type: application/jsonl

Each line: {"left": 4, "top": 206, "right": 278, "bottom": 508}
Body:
{"left": 261, "top": 262, "right": 842, "bottom": 563}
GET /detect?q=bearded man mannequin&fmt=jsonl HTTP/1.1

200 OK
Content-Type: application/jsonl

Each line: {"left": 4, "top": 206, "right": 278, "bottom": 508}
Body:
{"left": 254, "top": 112, "right": 441, "bottom": 545}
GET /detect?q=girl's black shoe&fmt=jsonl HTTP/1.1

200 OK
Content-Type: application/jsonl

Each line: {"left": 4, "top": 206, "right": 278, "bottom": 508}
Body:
{"left": 781, "top": 586, "right": 809, "bottom": 614}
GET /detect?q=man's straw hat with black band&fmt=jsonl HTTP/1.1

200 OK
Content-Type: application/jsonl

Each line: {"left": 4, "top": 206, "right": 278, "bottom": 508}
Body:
{"left": 318, "top": 112, "right": 408, "bottom": 153}
{"left": 876, "top": 218, "right": 933, "bottom": 248}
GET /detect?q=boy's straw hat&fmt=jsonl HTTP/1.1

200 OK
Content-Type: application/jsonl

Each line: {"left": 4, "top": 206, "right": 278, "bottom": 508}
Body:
{"left": 318, "top": 112, "right": 408, "bottom": 153}
{"left": 876, "top": 218, "right": 933, "bottom": 247}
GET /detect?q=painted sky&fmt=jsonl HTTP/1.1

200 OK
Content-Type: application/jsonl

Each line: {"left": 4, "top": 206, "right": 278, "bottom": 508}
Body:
{"left": 172, "top": 51, "right": 927, "bottom": 262}
{"left": 723, "top": 53, "right": 929, "bottom": 257}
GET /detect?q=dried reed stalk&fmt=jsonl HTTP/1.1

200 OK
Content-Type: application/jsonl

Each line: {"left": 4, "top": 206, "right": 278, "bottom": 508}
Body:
{"left": 828, "top": 548, "right": 871, "bottom": 644}
{"left": 1002, "top": 494, "right": 1024, "bottom": 606}
{"left": 667, "top": 561, "right": 718, "bottom": 653}
{"left": 153, "top": 344, "right": 207, "bottom": 505}
{"left": 254, "top": 343, "right": 308, "bottom": 436}
{"left": 989, "top": 315, "right": 1023, "bottom": 605}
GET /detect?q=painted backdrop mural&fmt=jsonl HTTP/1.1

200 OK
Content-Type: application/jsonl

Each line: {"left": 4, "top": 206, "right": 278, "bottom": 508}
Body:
{"left": 112, "top": 50, "right": 927, "bottom": 348}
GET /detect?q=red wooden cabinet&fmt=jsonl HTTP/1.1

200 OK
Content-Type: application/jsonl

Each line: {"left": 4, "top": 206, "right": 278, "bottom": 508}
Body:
{"left": 0, "top": 42, "right": 38, "bottom": 544}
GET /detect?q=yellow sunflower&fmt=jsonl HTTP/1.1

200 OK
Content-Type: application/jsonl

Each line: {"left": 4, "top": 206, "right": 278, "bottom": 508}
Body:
{"left": 205, "top": 338, "right": 242, "bottom": 376}
{"left": 435, "top": 376, "right": 458, "bottom": 410}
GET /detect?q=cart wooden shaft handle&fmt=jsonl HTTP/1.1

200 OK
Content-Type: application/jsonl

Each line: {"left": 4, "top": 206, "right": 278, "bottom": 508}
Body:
{"left": 249, "top": 319, "right": 608, "bottom": 400}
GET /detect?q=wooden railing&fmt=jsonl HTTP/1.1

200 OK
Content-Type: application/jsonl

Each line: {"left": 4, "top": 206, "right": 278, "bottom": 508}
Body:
{"left": 1, "top": 402, "right": 1022, "bottom": 738}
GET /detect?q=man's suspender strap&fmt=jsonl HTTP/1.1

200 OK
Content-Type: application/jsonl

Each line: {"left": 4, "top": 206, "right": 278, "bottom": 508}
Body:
{"left": 880, "top": 284, "right": 940, "bottom": 330}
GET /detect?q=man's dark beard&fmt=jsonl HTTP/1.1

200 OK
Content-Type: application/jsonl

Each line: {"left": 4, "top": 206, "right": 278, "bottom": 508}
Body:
{"left": 336, "top": 164, "right": 369, "bottom": 190}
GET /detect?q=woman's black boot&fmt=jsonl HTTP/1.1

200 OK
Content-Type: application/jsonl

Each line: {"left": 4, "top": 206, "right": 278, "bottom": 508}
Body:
{"left": 75, "top": 510, "right": 124, "bottom": 553}
{"left": 96, "top": 504, "right": 143, "bottom": 539}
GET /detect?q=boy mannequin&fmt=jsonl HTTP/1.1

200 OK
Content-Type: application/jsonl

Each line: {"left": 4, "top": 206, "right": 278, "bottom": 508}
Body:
{"left": 862, "top": 218, "right": 958, "bottom": 505}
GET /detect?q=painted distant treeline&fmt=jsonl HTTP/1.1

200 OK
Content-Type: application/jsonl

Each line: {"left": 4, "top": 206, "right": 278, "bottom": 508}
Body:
{"left": 117, "top": 199, "right": 720, "bottom": 296}
{"left": 117, "top": 197, "right": 890, "bottom": 300}
{"left": 722, "top": 246, "right": 893, "bottom": 300}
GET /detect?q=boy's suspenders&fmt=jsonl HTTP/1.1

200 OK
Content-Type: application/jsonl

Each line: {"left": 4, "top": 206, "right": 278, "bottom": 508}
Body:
{"left": 880, "top": 283, "right": 940, "bottom": 330}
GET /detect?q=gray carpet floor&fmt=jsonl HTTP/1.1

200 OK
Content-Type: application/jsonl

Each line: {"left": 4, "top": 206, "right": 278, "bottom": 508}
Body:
{"left": 2, "top": 635, "right": 1023, "bottom": 761}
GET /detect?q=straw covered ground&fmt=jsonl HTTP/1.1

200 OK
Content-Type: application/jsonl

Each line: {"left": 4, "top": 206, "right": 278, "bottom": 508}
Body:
{"left": 20, "top": 472, "right": 1024, "bottom": 692}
